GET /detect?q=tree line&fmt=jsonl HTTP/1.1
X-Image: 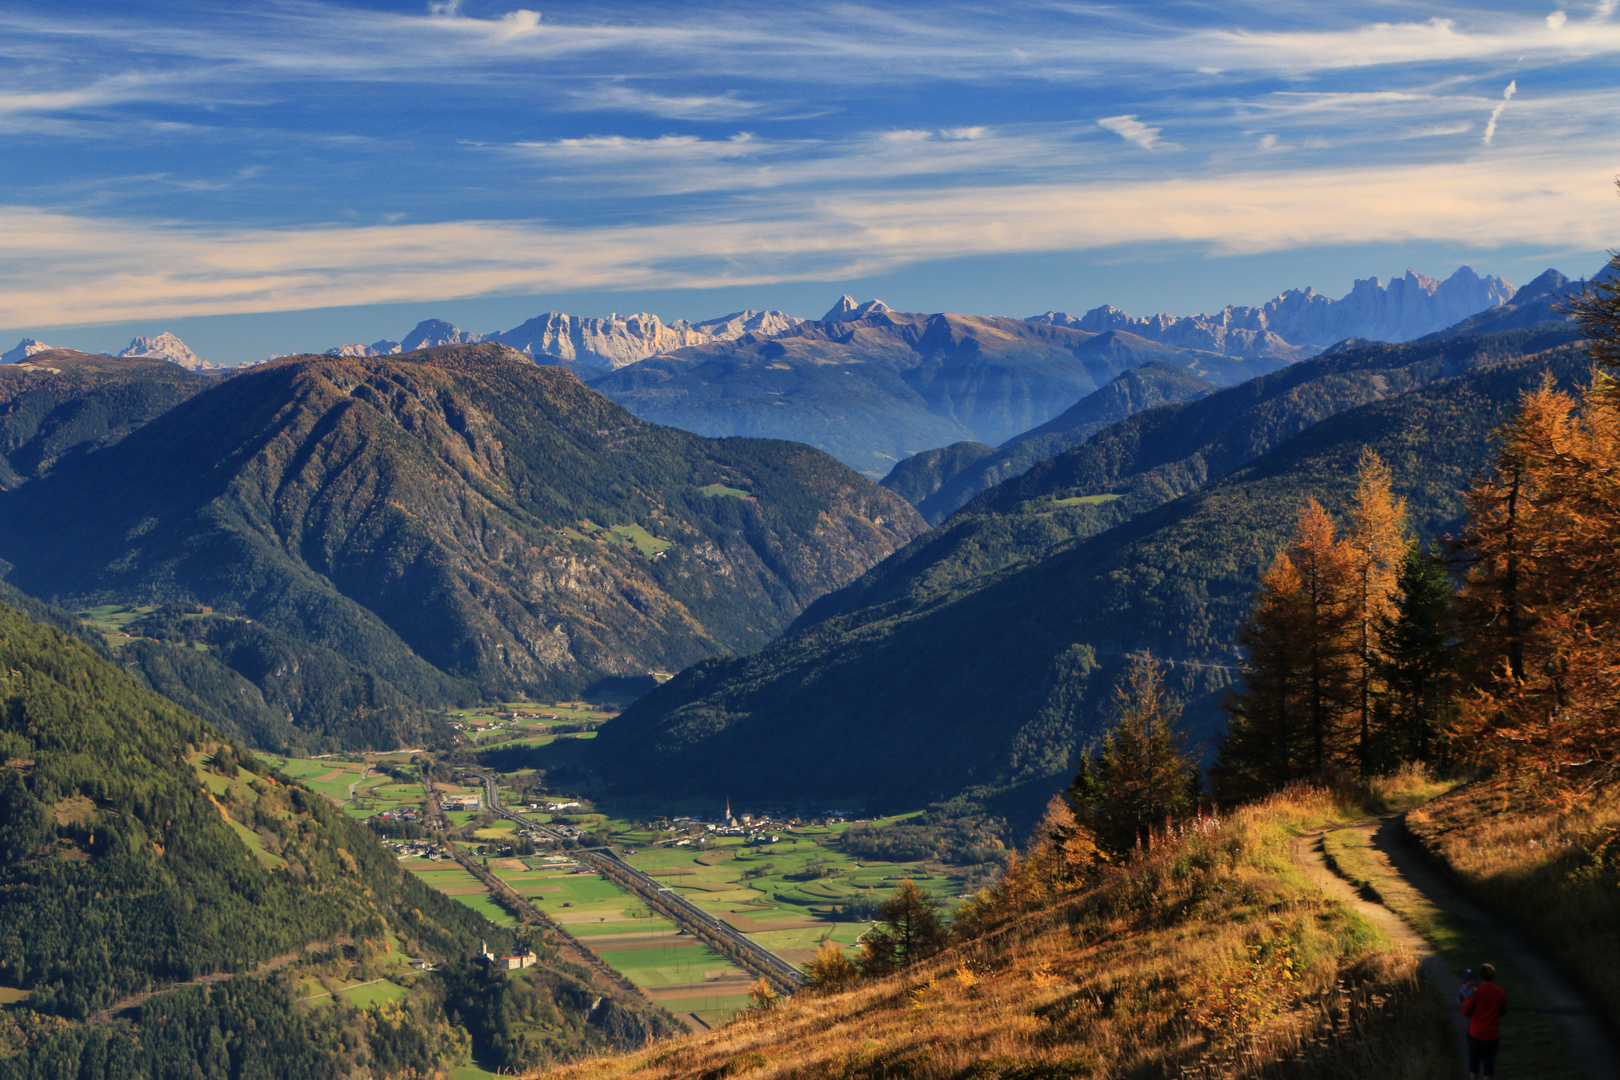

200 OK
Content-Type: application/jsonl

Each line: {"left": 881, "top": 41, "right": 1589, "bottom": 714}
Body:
{"left": 1218, "top": 262, "right": 1620, "bottom": 797}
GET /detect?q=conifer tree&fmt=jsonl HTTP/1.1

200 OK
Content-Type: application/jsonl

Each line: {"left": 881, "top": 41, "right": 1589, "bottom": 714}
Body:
{"left": 1346, "top": 451, "right": 1408, "bottom": 773}
{"left": 1069, "top": 654, "right": 1199, "bottom": 854}
{"left": 1453, "top": 366, "right": 1620, "bottom": 783}
{"left": 1215, "top": 552, "right": 1306, "bottom": 797}
{"left": 1217, "top": 498, "right": 1360, "bottom": 795}
{"left": 859, "top": 880, "right": 946, "bottom": 975}
{"left": 1375, "top": 541, "right": 1456, "bottom": 766}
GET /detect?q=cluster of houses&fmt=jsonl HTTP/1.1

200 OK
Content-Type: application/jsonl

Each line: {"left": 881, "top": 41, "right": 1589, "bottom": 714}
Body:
{"left": 371, "top": 806, "right": 420, "bottom": 824}
{"left": 387, "top": 839, "right": 447, "bottom": 860}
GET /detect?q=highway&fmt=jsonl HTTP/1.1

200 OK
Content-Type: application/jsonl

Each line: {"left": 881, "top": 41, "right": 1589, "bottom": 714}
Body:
{"left": 468, "top": 771, "right": 807, "bottom": 991}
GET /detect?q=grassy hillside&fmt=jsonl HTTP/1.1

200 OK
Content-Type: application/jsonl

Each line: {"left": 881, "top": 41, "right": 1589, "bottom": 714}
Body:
{"left": 0, "top": 598, "right": 673, "bottom": 1077}
{"left": 0, "top": 344, "right": 923, "bottom": 748}
{"left": 0, "top": 351, "right": 208, "bottom": 490}
{"left": 528, "top": 789, "right": 1449, "bottom": 1080}
{"left": 593, "top": 337, "right": 1590, "bottom": 809}
{"left": 1408, "top": 780, "right": 1620, "bottom": 1032}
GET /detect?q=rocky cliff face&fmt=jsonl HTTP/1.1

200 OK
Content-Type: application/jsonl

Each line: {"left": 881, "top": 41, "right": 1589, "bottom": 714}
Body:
{"left": 116, "top": 332, "right": 212, "bottom": 370}
{"left": 489, "top": 308, "right": 803, "bottom": 370}
{"left": 1034, "top": 266, "right": 1516, "bottom": 357}
{"left": 324, "top": 310, "right": 805, "bottom": 370}
{"left": 2, "top": 338, "right": 53, "bottom": 364}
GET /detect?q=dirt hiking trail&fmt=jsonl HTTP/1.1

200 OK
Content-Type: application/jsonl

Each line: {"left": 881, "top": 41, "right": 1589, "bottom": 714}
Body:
{"left": 1294, "top": 816, "right": 1615, "bottom": 1079}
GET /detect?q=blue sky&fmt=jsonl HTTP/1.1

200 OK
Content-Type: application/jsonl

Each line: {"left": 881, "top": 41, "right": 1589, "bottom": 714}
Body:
{"left": 3, "top": 0, "right": 1620, "bottom": 363}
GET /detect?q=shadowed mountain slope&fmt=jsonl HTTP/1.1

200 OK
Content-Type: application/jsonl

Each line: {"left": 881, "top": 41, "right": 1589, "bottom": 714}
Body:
{"left": 591, "top": 332, "right": 1589, "bottom": 809}
{"left": 0, "top": 344, "right": 923, "bottom": 749}
{"left": 807, "top": 321, "right": 1582, "bottom": 631}
{"left": 883, "top": 360, "right": 1219, "bottom": 524}
{"left": 0, "top": 350, "right": 210, "bottom": 489}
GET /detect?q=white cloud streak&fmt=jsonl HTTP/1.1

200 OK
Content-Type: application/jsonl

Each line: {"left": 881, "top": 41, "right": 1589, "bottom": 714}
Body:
{"left": 5, "top": 152, "right": 1617, "bottom": 327}
{"left": 1484, "top": 79, "right": 1518, "bottom": 144}
{"left": 1097, "top": 115, "right": 1167, "bottom": 151}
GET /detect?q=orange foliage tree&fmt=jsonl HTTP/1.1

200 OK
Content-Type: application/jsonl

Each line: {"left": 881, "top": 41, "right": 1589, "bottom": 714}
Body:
{"left": 1452, "top": 367, "right": 1620, "bottom": 786}
{"left": 1217, "top": 454, "right": 1408, "bottom": 796}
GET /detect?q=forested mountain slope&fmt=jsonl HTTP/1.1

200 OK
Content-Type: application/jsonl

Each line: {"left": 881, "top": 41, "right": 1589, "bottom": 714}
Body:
{"left": 592, "top": 307, "right": 1286, "bottom": 478}
{"left": 0, "top": 351, "right": 209, "bottom": 489}
{"left": 591, "top": 337, "right": 1589, "bottom": 809}
{"left": 882, "top": 360, "right": 1219, "bottom": 523}
{"left": 0, "top": 599, "right": 669, "bottom": 1077}
{"left": 807, "top": 321, "right": 1583, "bottom": 628}
{"left": 0, "top": 344, "right": 923, "bottom": 749}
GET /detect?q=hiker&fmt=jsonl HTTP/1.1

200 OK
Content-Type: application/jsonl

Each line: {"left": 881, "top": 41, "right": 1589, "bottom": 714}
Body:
{"left": 1461, "top": 962, "right": 1507, "bottom": 1080}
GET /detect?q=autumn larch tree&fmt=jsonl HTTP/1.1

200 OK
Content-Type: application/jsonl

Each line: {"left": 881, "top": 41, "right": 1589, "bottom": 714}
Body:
{"left": 1345, "top": 450, "right": 1409, "bottom": 773}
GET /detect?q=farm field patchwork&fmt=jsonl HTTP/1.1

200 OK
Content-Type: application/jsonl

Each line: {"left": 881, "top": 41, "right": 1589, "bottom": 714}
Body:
{"left": 447, "top": 700, "right": 616, "bottom": 745}
{"left": 487, "top": 858, "right": 756, "bottom": 1026}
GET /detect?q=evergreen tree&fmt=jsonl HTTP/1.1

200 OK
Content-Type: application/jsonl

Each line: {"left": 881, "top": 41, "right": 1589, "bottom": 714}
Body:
{"left": 1069, "top": 654, "right": 1199, "bottom": 854}
{"left": 1374, "top": 541, "right": 1456, "bottom": 767}
{"left": 1215, "top": 553, "right": 1306, "bottom": 798}
{"left": 859, "top": 880, "right": 946, "bottom": 975}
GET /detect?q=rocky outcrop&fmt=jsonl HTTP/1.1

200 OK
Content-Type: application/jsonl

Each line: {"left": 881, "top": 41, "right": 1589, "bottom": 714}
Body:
{"left": 324, "top": 310, "right": 805, "bottom": 371}
{"left": 489, "top": 308, "right": 803, "bottom": 370}
{"left": 1033, "top": 266, "right": 1516, "bottom": 357}
{"left": 1, "top": 338, "right": 52, "bottom": 364}
{"left": 116, "top": 332, "right": 212, "bottom": 370}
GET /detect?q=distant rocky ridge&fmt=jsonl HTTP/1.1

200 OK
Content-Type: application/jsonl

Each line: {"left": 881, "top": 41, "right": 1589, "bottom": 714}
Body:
{"left": 1032, "top": 266, "right": 1516, "bottom": 358}
{"left": 116, "top": 332, "right": 213, "bottom": 371}
{"left": 1, "top": 338, "right": 53, "bottom": 364}
{"left": 324, "top": 309, "right": 805, "bottom": 371}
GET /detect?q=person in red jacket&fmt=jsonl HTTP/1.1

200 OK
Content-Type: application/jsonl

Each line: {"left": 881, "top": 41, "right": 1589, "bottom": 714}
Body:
{"left": 1462, "top": 963, "right": 1508, "bottom": 1079}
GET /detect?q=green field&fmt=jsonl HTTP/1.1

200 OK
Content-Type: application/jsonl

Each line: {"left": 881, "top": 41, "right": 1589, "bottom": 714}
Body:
{"left": 1051, "top": 493, "right": 1123, "bottom": 507}
{"left": 486, "top": 858, "right": 755, "bottom": 1007}
{"left": 268, "top": 756, "right": 371, "bottom": 802}
{"left": 612, "top": 822, "right": 968, "bottom": 964}
{"left": 697, "top": 484, "right": 750, "bottom": 499}
{"left": 447, "top": 700, "right": 616, "bottom": 745}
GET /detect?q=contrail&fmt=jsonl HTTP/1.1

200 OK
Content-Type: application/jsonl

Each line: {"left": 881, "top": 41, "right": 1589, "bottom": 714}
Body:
{"left": 1483, "top": 80, "right": 1518, "bottom": 145}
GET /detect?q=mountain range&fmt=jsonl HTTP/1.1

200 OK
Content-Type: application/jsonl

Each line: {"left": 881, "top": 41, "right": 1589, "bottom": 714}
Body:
{"left": 589, "top": 302, "right": 1289, "bottom": 478}
{"left": 1033, "top": 265, "right": 1515, "bottom": 358}
{"left": 324, "top": 309, "right": 804, "bottom": 372}
{"left": 588, "top": 293, "right": 1590, "bottom": 809}
{"left": 0, "top": 343, "right": 922, "bottom": 752}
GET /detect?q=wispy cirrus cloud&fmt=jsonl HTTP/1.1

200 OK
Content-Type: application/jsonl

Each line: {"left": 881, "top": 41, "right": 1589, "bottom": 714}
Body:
{"left": 1097, "top": 115, "right": 1170, "bottom": 151}
{"left": 563, "top": 84, "right": 766, "bottom": 120}
{"left": 4, "top": 148, "right": 1617, "bottom": 326}
{"left": 2, "top": 0, "right": 1620, "bottom": 341}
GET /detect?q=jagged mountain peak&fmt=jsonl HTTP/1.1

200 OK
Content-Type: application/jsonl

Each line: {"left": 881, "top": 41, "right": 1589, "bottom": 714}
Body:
{"left": 115, "top": 332, "right": 211, "bottom": 370}
{"left": 2, "top": 338, "right": 52, "bottom": 364}
{"left": 821, "top": 295, "right": 892, "bottom": 322}
{"left": 1032, "top": 266, "right": 1520, "bottom": 358}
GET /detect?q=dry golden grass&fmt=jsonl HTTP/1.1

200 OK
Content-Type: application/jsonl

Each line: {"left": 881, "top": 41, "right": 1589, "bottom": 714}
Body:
{"left": 1408, "top": 777, "right": 1620, "bottom": 1027}
{"left": 529, "top": 789, "right": 1450, "bottom": 1080}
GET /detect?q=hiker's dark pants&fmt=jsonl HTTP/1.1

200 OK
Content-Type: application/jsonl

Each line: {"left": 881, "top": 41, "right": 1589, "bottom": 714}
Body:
{"left": 1467, "top": 1034, "right": 1499, "bottom": 1075}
